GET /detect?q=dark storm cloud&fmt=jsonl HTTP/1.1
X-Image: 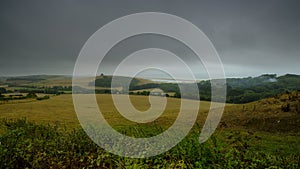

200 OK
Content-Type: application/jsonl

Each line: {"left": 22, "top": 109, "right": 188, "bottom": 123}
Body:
{"left": 0, "top": 0, "right": 299, "bottom": 78}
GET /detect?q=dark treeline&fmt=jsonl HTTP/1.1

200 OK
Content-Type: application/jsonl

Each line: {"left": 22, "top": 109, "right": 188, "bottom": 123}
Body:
{"left": 0, "top": 86, "right": 72, "bottom": 95}
{"left": 2, "top": 74, "right": 300, "bottom": 104}
{"left": 91, "top": 76, "right": 139, "bottom": 88}
{"left": 92, "top": 74, "right": 300, "bottom": 104}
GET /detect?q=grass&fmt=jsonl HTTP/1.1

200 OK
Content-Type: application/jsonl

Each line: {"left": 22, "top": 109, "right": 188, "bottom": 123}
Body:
{"left": 0, "top": 94, "right": 214, "bottom": 129}
{"left": 0, "top": 119, "right": 299, "bottom": 168}
{"left": 0, "top": 94, "right": 79, "bottom": 128}
{"left": 0, "top": 94, "right": 299, "bottom": 168}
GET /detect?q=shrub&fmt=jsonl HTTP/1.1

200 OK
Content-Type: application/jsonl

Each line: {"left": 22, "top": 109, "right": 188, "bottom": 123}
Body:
{"left": 36, "top": 95, "right": 50, "bottom": 101}
{"left": 0, "top": 119, "right": 299, "bottom": 168}
{"left": 281, "top": 103, "right": 291, "bottom": 112}
{"left": 26, "top": 92, "right": 37, "bottom": 98}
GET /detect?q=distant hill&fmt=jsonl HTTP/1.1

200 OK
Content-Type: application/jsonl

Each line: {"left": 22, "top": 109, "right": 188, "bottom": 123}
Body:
{"left": 2, "top": 74, "right": 300, "bottom": 104}
{"left": 2, "top": 75, "right": 153, "bottom": 88}
{"left": 90, "top": 75, "right": 153, "bottom": 89}
{"left": 225, "top": 74, "right": 300, "bottom": 103}
{"left": 118, "top": 73, "right": 300, "bottom": 103}
{"left": 4, "top": 75, "right": 72, "bottom": 87}
{"left": 226, "top": 74, "right": 278, "bottom": 88}
{"left": 226, "top": 74, "right": 300, "bottom": 89}
{"left": 159, "top": 73, "right": 300, "bottom": 103}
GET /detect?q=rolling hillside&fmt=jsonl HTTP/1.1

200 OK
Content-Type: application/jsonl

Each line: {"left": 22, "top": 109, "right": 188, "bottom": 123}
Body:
{"left": 1, "top": 74, "right": 300, "bottom": 104}
{"left": 0, "top": 91, "right": 299, "bottom": 133}
{"left": 222, "top": 90, "right": 300, "bottom": 133}
{"left": 3, "top": 75, "right": 72, "bottom": 87}
{"left": 0, "top": 92, "right": 299, "bottom": 168}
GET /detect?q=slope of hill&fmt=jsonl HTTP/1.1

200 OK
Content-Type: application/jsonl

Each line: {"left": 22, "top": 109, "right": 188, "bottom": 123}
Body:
{"left": 225, "top": 74, "right": 300, "bottom": 103}
{"left": 4, "top": 75, "right": 72, "bottom": 87}
{"left": 0, "top": 76, "right": 299, "bottom": 168}
{"left": 3, "top": 75, "right": 153, "bottom": 88}
{"left": 222, "top": 91, "right": 300, "bottom": 133}
{"left": 1, "top": 91, "right": 299, "bottom": 134}
{"left": 2, "top": 74, "right": 300, "bottom": 104}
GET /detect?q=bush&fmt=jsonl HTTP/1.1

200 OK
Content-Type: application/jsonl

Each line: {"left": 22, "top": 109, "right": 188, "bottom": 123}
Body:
{"left": 26, "top": 92, "right": 37, "bottom": 98}
{"left": 281, "top": 103, "right": 291, "bottom": 112}
{"left": 0, "top": 87, "right": 6, "bottom": 94}
{"left": 0, "top": 119, "right": 299, "bottom": 168}
{"left": 36, "top": 95, "right": 50, "bottom": 101}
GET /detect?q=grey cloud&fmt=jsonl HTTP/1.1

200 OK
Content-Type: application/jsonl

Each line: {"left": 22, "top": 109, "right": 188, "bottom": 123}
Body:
{"left": 0, "top": 0, "right": 299, "bottom": 78}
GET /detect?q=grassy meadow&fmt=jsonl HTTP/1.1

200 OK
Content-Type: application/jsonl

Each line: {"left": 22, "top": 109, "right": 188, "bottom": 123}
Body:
{"left": 0, "top": 94, "right": 213, "bottom": 130}
{"left": 0, "top": 93, "right": 299, "bottom": 168}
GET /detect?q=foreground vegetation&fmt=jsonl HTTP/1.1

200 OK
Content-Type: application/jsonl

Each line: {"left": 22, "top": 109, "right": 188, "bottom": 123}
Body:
{"left": 0, "top": 119, "right": 299, "bottom": 168}
{"left": 0, "top": 92, "right": 299, "bottom": 168}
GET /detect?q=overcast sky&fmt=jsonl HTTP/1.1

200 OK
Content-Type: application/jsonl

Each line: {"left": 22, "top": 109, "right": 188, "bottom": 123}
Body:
{"left": 0, "top": 0, "right": 299, "bottom": 79}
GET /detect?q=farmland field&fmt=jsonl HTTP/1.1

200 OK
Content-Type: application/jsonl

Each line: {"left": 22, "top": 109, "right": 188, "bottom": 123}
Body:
{"left": 0, "top": 94, "right": 299, "bottom": 168}
{"left": 0, "top": 94, "right": 214, "bottom": 129}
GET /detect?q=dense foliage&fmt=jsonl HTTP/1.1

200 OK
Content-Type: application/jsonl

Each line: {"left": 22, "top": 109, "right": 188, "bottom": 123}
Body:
{"left": 0, "top": 119, "right": 298, "bottom": 168}
{"left": 225, "top": 74, "right": 300, "bottom": 103}
{"left": 127, "top": 74, "right": 300, "bottom": 103}
{"left": 92, "top": 76, "right": 139, "bottom": 89}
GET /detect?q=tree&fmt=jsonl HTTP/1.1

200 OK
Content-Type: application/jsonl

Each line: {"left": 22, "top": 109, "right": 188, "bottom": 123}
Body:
{"left": 0, "top": 87, "right": 6, "bottom": 94}
{"left": 174, "top": 91, "right": 181, "bottom": 98}
{"left": 26, "top": 92, "right": 37, "bottom": 98}
{"left": 281, "top": 103, "right": 290, "bottom": 112}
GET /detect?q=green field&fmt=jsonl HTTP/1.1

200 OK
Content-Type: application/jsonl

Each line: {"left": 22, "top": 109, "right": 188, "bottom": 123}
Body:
{"left": 0, "top": 94, "right": 213, "bottom": 129}
{"left": 0, "top": 94, "right": 299, "bottom": 168}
